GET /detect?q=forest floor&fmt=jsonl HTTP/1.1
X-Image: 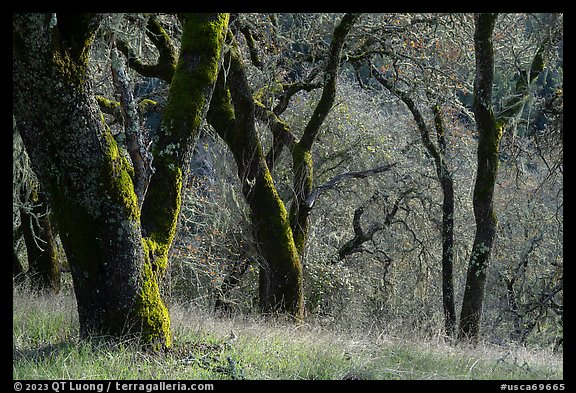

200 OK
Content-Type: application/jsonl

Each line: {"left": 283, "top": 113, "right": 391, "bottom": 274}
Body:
{"left": 13, "top": 286, "right": 563, "bottom": 381}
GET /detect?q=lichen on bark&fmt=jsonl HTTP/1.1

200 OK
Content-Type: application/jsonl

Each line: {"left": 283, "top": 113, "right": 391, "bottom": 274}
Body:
{"left": 13, "top": 13, "right": 171, "bottom": 349}
{"left": 141, "top": 13, "right": 229, "bottom": 282}
{"left": 207, "top": 42, "right": 305, "bottom": 320}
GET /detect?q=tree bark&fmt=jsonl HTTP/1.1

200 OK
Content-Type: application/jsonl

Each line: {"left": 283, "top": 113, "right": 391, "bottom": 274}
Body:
{"left": 115, "top": 14, "right": 178, "bottom": 84}
{"left": 371, "top": 65, "right": 456, "bottom": 337}
{"left": 458, "top": 13, "right": 500, "bottom": 341}
{"left": 140, "top": 13, "right": 229, "bottom": 279}
{"left": 440, "top": 173, "right": 456, "bottom": 336}
{"left": 290, "top": 13, "right": 360, "bottom": 256}
{"left": 459, "top": 13, "right": 547, "bottom": 341}
{"left": 13, "top": 246, "right": 25, "bottom": 282}
{"left": 208, "top": 43, "right": 305, "bottom": 320}
{"left": 111, "top": 46, "right": 153, "bottom": 209}
{"left": 13, "top": 13, "right": 171, "bottom": 346}
{"left": 14, "top": 13, "right": 229, "bottom": 349}
{"left": 337, "top": 188, "right": 403, "bottom": 261}
{"left": 206, "top": 14, "right": 359, "bottom": 319}
{"left": 19, "top": 186, "right": 60, "bottom": 294}
{"left": 433, "top": 105, "right": 457, "bottom": 337}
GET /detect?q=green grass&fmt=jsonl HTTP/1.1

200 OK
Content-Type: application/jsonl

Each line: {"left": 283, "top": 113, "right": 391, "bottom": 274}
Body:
{"left": 13, "top": 288, "right": 563, "bottom": 380}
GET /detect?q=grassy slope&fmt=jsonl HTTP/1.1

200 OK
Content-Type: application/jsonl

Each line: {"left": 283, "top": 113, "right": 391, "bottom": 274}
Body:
{"left": 13, "top": 288, "right": 563, "bottom": 380}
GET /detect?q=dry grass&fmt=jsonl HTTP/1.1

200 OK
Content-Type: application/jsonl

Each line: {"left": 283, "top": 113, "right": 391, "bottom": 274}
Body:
{"left": 13, "top": 286, "right": 563, "bottom": 380}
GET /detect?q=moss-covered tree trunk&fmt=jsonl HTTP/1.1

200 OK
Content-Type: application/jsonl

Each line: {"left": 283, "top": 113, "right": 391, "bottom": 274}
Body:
{"left": 13, "top": 13, "right": 167, "bottom": 346}
{"left": 206, "top": 14, "right": 358, "bottom": 319}
{"left": 289, "top": 13, "right": 360, "bottom": 256}
{"left": 14, "top": 13, "right": 230, "bottom": 348}
{"left": 208, "top": 43, "right": 305, "bottom": 320}
{"left": 14, "top": 13, "right": 229, "bottom": 348}
{"left": 140, "top": 13, "right": 229, "bottom": 285}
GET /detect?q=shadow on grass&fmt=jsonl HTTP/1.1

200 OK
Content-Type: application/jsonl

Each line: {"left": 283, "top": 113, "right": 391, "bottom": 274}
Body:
{"left": 13, "top": 341, "right": 77, "bottom": 364}
{"left": 13, "top": 334, "right": 140, "bottom": 365}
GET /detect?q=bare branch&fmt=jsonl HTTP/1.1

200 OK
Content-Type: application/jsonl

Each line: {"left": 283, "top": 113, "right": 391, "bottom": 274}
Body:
{"left": 305, "top": 162, "right": 396, "bottom": 210}
{"left": 115, "top": 14, "right": 177, "bottom": 83}
{"left": 111, "top": 46, "right": 154, "bottom": 209}
{"left": 337, "top": 188, "right": 412, "bottom": 261}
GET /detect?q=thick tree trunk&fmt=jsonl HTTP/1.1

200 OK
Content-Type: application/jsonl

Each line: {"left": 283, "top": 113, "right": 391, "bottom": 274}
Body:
{"left": 14, "top": 13, "right": 230, "bottom": 346}
{"left": 13, "top": 13, "right": 170, "bottom": 348}
{"left": 252, "top": 161, "right": 304, "bottom": 319}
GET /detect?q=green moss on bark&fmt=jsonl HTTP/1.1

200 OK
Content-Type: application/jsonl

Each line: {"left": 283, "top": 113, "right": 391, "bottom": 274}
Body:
{"left": 142, "top": 13, "right": 228, "bottom": 276}
{"left": 136, "top": 241, "right": 172, "bottom": 349}
{"left": 101, "top": 131, "right": 140, "bottom": 222}
{"left": 51, "top": 15, "right": 98, "bottom": 87}
{"left": 292, "top": 142, "right": 313, "bottom": 191}
{"left": 14, "top": 13, "right": 173, "bottom": 349}
{"left": 160, "top": 13, "right": 229, "bottom": 143}
{"left": 251, "top": 164, "right": 305, "bottom": 320}
{"left": 290, "top": 142, "right": 314, "bottom": 255}
{"left": 141, "top": 163, "right": 182, "bottom": 274}
{"left": 138, "top": 98, "right": 159, "bottom": 113}
{"left": 96, "top": 95, "right": 121, "bottom": 112}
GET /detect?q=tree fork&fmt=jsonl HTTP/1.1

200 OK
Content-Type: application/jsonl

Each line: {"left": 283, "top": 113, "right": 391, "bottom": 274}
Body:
{"left": 208, "top": 40, "right": 305, "bottom": 321}
{"left": 290, "top": 13, "right": 360, "bottom": 256}
{"left": 14, "top": 13, "right": 169, "bottom": 347}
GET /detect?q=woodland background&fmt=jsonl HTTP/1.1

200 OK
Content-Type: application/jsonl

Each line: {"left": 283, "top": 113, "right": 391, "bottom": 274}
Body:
{"left": 13, "top": 13, "right": 563, "bottom": 378}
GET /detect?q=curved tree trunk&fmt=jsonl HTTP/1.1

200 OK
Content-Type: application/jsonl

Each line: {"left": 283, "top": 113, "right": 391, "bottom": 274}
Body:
{"left": 140, "top": 12, "right": 229, "bottom": 285}
{"left": 14, "top": 13, "right": 229, "bottom": 349}
{"left": 371, "top": 64, "right": 457, "bottom": 337}
{"left": 208, "top": 43, "right": 305, "bottom": 320}
{"left": 290, "top": 13, "right": 360, "bottom": 256}
{"left": 13, "top": 13, "right": 168, "bottom": 346}
{"left": 206, "top": 14, "right": 359, "bottom": 320}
